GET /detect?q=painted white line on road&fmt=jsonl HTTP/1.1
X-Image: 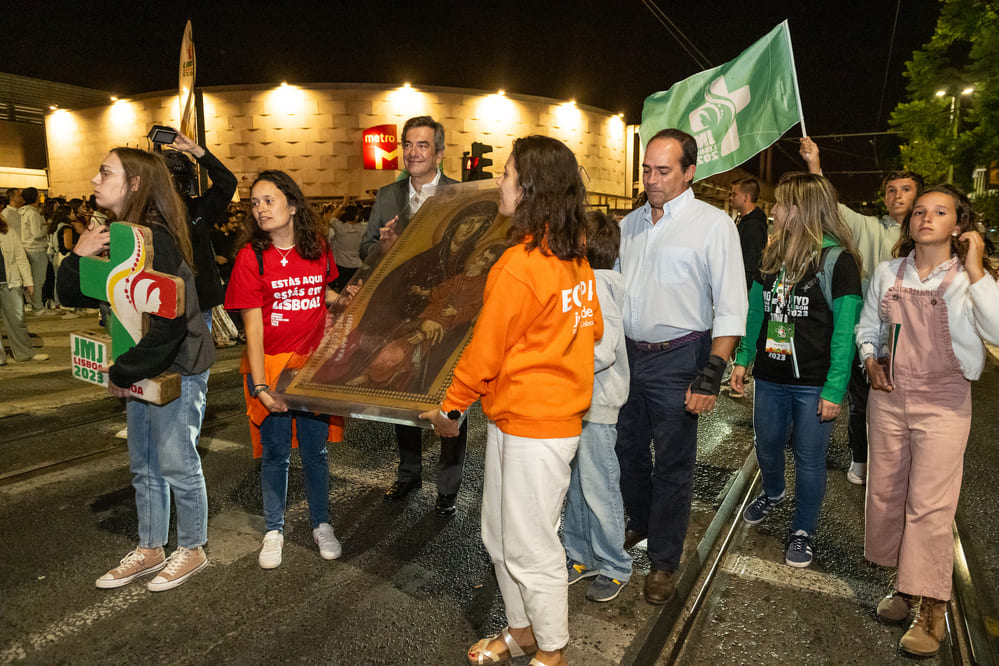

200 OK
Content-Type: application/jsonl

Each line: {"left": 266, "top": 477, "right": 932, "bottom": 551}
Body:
{"left": 723, "top": 553, "right": 882, "bottom": 604}
{"left": 0, "top": 585, "right": 147, "bottom": 661}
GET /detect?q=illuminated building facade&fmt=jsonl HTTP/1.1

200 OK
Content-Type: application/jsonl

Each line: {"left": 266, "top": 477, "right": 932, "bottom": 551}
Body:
{"left": 44, "top": 82, "right": 635, "bottom": 206}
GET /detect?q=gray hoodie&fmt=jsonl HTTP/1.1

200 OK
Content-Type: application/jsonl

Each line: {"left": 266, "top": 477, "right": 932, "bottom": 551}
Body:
{"left": 584, "top": 269, "right": 630, "bottom": 424}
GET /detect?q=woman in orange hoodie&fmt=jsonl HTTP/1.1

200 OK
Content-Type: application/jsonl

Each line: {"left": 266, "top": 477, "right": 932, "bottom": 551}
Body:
{"left": 423, "top": 135, "right": 602, "bottom": 666}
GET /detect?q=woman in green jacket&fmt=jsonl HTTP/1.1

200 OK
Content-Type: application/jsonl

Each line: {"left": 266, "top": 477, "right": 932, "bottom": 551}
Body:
{"left": 730, "top": 172, "right": 863, "bottom": 568}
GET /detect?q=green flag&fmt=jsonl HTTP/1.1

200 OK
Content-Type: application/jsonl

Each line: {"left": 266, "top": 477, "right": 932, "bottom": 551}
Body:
{"left": 641, "top": 20, "right": 804, "bottom": 181}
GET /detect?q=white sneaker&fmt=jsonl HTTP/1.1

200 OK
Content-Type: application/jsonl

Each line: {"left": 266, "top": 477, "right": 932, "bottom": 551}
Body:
{"left": 30, "top": 353, "right": 49, "bottom": 361}
{"left": 313, "top": 523, "right": 342, "bottom": 560}
{"left": 258, "top": 530, "right": 284, "bottom": 569}
{"left": 847, "top": 462, "right": 867, "bottom": 485}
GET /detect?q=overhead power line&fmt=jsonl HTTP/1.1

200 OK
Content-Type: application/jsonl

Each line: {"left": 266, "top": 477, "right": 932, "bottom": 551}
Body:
{"left": 876, "top": 0, "right": 903, "bottom": 129}
{"left": 641, "top": 0, "right": 712, "bottom": 70}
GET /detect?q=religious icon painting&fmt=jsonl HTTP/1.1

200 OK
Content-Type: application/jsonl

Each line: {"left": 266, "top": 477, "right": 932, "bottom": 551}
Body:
{"left": 278, "top": 179, "right": 510, "bottom": 425}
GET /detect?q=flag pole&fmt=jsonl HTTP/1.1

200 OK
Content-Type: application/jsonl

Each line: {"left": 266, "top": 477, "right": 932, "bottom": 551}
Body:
{"left": 782, "top": 20, "right": 807, "bottom": 137}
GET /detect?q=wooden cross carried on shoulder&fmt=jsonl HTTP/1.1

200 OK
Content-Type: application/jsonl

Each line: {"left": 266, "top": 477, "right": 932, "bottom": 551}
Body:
{"left": 70, "top": 221, "right": 185, "bottom": 404}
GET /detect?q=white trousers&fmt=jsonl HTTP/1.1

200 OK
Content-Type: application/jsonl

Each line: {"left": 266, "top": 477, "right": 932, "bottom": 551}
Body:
{"left": 481, "top": 421, "right": 578, "bottom": 652}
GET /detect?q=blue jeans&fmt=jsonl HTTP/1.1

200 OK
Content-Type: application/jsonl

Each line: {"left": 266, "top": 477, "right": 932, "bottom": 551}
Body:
{"left": 753, "top": 379, "right": 834, "bottom": 535}
{"left": 563, "top": 421, "right": 633, "bottom": 581}
{"left": 259, "top": 410, "right": 331, "bottom": 532}
{"left": 127, "top": 370, "right": 210, "bottom": 549}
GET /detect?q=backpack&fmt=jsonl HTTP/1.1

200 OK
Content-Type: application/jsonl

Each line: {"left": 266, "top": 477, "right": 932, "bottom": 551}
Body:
{"left": 816, "top": 245, "right": 844, "bottom": 308}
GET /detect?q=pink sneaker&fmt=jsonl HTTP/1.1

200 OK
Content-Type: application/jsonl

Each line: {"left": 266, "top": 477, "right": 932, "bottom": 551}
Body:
{"left": 95, "top": 547, "right": 166, "bottom": 589}
{"left": 146, "top": 546, "right": 208, "bottom": 592}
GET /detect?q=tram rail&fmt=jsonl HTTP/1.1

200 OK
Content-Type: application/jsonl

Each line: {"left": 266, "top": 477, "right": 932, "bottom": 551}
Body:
{"left": 623, "top": 450, "right": 996, "bottom": 665}
{"left": 0, "top": 403, "right": 247, "bottom": 487}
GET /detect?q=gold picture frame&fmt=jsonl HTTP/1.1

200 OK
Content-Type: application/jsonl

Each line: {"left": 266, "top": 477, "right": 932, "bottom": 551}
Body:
{"left": 277, "top": 179, "right": 510, "bottom": 425}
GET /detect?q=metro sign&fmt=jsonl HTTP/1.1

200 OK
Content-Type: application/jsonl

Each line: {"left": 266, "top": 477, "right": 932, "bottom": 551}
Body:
{"left": 363, "top": 124, "right": 399, "bottom": 170}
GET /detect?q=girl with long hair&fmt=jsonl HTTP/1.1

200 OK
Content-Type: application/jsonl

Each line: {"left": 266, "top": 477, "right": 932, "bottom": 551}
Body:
{"left": 730, "top": 172, "right": 863, "bottom": 568}
{"left": 423, "top": 136, "right": 602, "bottom": 666}
{"left": 857, "top": 184, "right": 999, "bottom": 656}
{"left": 224, "top": 170, "right": 342, "bottom": 570}
{"left": 58, "top": 147, "right": 215, "bottom": 591}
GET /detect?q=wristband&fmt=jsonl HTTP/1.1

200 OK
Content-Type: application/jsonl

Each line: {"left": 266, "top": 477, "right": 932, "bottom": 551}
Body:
{"left": 251, "top": 384, "right": 270, "bottom": 398}
{"left": 690, "top": 354, "right": 727, "bottom": 396}
{"left": 440, "top": 408, "right": 464, "bottom": 425}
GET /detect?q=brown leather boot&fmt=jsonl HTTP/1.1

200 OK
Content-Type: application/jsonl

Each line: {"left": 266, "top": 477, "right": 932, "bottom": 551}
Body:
{"left": 876, "top": 590, "right": 915, "bottom": 623}
{"left": 899, "top": 596, "right": 947, "bottom": 656}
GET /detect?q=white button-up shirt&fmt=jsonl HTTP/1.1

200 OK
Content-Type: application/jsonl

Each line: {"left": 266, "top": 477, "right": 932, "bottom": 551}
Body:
{"left": 408, "top": 170, "right": 442, "bottom": 214}
{"left": 616, "top": 187, "right": 747, "bottom": 342}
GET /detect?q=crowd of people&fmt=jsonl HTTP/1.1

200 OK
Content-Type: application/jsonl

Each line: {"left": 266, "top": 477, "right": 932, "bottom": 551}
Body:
{"left": 6, "top": 112, "right": 992, "bottom": 664}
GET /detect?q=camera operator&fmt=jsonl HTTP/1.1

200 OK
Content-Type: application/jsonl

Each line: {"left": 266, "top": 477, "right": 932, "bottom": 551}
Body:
{"left": 159, "top": 129, "right": 238, "bottom": 347}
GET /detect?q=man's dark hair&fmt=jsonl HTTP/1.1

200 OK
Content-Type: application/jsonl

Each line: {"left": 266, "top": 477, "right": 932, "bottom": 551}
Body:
{"left": 5, "top": 187, "right": 20, "bottom": 200}
{"left": 649, "top": 128, "right": 697, "bottom": 169}
{"left": 732, "top": 177, "right": 760, "bottom": 203}
{"left": 341, "top": 204, "right": 359, "bottom": 223}
{"left": 402, "top": 115, "right": 445, "bottom": 154}
{"left": 586, "top": 211, "right": 620, "bottom": 270}
{"left": 21, "top": 187, "right": 38, "bottom": 205}
{"left": 881, "top": 170, "right": 924, "bottom": 194}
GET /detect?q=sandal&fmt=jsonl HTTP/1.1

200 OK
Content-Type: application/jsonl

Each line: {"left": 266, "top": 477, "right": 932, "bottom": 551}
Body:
{"left": 467, "top": 627, "right": 538, "bottom": 664}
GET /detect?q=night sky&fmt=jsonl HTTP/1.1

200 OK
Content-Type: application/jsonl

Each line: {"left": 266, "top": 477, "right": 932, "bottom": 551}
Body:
{"left": 4, "top": 0, "right": 941, "bottom": 198}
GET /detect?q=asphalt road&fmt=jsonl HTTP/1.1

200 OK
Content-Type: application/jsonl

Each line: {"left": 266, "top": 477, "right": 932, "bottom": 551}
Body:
{"left": 1, "top": 314, "right": 997, "bottom": 664}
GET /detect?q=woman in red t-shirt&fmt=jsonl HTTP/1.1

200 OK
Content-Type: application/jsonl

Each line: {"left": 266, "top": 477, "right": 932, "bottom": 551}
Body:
{"left": 224, "top": 170, "right": 340, "bottom": 570}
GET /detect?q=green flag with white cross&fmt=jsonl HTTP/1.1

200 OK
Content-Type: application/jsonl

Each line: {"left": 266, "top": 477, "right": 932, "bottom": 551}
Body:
{"left": 640, "top": 20, "right": 804, "bottom": 182}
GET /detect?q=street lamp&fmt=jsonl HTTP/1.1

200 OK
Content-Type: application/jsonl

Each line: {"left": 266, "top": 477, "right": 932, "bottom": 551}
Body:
{"left": 936, "top": 87, "right": 975, "bottom": 183}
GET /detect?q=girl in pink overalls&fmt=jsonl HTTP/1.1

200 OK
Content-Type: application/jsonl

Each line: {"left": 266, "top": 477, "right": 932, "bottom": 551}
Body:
{"left": 856, "top": 184, "right": 999, "bottom": 657}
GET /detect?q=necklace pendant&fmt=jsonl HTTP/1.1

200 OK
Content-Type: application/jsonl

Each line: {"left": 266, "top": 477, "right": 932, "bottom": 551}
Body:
{"left": 280, "top": 257, "right": 288, "bottom": 266}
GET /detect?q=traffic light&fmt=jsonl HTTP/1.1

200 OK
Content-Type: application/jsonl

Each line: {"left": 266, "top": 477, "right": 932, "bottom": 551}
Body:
{"left": 461, "top": 151, "right": 473, "bottom": 182}
{"left": 468, "top": 141, "right": 493, "bottom": 180}
{"left": 463, "top": 142, "right": 493, "bottom": 181}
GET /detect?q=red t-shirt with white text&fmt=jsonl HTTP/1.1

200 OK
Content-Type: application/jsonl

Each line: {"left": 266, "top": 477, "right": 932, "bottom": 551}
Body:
{"left": 225, "top": 244, "right": 337, "bottom": 355}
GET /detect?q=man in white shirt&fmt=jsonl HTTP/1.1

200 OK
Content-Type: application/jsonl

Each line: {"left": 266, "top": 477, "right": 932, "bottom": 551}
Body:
{"left": 357, "top": 116, "right": 467, "bottom": 517}
{"left": 19, "top": 187, "right": 54, "bottom": 315}
{"left": 2, "top": 188, "right": 23, "bottom": 242}
{"left": 615, "top": 128, "right": 747, "bottom": 605}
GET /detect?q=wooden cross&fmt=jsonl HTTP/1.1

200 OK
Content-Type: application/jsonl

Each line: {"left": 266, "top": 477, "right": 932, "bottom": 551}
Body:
{"left": 70, "top": 222, "right": 185, "bottom": 404}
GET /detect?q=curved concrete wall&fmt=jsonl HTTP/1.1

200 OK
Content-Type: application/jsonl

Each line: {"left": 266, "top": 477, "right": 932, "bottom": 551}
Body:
{"left": 45, "top": 83, "right": 632, "bottom": 203}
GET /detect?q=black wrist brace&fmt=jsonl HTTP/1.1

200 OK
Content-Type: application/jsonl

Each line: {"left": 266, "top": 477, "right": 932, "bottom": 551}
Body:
{"left": 691, "top": 354, "right": 727, "bottom": 396}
